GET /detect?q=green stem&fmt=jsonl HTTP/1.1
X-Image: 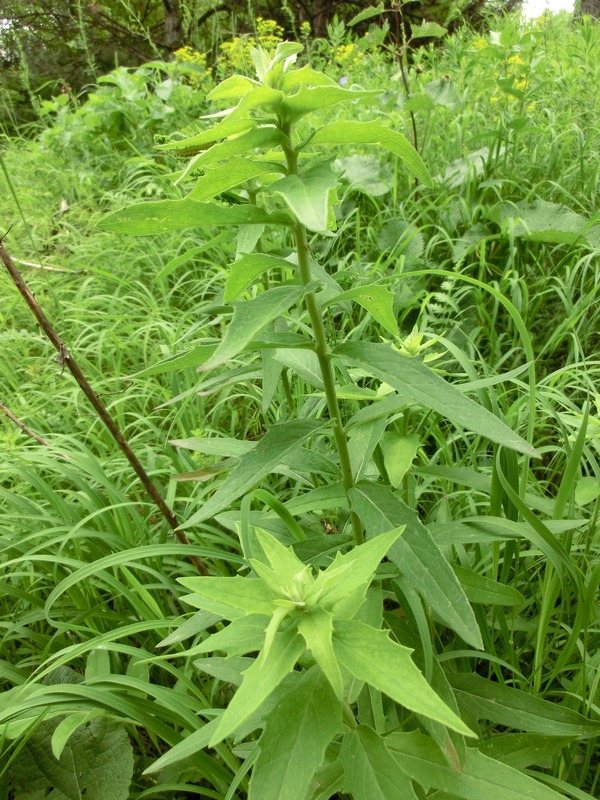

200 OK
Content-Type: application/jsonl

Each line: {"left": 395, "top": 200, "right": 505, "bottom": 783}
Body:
{"left": 283, "top": 139, "right": 363, "bottom": 545}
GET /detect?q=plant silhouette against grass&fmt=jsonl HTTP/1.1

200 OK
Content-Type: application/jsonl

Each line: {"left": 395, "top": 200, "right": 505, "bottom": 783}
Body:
{"left": 93, "top": 41, "right": 598, "bottom": 799}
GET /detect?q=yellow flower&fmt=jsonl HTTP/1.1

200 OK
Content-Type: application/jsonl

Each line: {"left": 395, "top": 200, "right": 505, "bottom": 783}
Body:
{"left": 474, "top": 38, "right": 487, "bottom": 50}
{"left": 508, "top": 53, "right": 525, "bottom": 66}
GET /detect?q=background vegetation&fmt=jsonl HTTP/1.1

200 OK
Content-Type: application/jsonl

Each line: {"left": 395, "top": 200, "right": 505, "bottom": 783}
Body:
{"left": 0, "top": 3, "right": 599, "bottom": 799}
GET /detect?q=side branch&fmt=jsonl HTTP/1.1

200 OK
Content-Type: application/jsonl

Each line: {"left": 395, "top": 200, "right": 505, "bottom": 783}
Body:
{"left": 0, "top": 240, "right": 208, "bottom": 576}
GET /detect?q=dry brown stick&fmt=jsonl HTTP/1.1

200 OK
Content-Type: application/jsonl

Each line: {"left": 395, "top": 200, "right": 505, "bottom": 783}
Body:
{"left": 13, "top": 258, "right": 79, "bottom": 274}
{"left": 0, "top": 239, "right": 208, "bottom": 576}
{"left": 0, "top": 401, "right": 51, "bottom": 446}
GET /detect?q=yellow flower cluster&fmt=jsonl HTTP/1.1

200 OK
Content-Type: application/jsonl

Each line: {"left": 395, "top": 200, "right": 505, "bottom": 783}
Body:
{"left": 300, "top": 21, "right": 311, "bottom": 38}
{"left": 219, "top": 18, "right": 284, "bottom": 75}
{"left": 173, "top": 46, "right": 207, "bottom": 86}
{"left": 328, "top": 42, "right": 362, "bottom": 78}
{"left": 507, "top": 53, "right": 525, "bottom": 66}
{"left": 473, "top": 38, "right": 487, "bottom": 50}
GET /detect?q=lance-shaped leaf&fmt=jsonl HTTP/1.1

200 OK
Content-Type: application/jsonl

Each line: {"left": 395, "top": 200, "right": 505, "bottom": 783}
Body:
{"left": 181, "top": 125, "right": 287, "bottom": 175}
{"left": 184, "top": 614, "right": 269, "bottom": 658}
{"left": 298, "top": 608, "right": 343, "bottom": 698}
{"left": 410, "top": 21, "right": 448, "bottom": 40}
{"left": 178, "top": 576, "right": 276, "bottom": 619}
{"left": 323, "top": 283, "right": 399, "bottom": 337}
{"left": 99, "top": 198, "right": 290, "bottom": 235}
{"left": 180, "top": 419, "right": 327, "bottom": 528}
{"left": 280, "top": 64, "right": 338, "bottom": 92}
{"left": 349, "top": 3, "right": 385, "bottom": 25}
{"left": 156, "top": 115, "right": 254, "bottom": 153}
{"left": 349, "top": 481, "right": 483, "bottom": 650}
{"left": 188, "top": 158, "right": 284, "bottom": 202}
{"left": 336, "top": 342, "right": 537, "bottom": 456}
{"left": 249, "top": 668, "right": 342, "bottom": 800}
{"left": 341, "top": 725, "right": 418, "bottom": 800}
{"left": 387, "top": 731, "right": 576, "bottom": 800}
{"left": 144, "top": 717, "right": 221, "bottom": 775}
{"left": 129, "top": 344, "right": 218, "bottom": 378}
{"left": 201, "top": 285, "right": 305, "bottom": 370}
{"left": 209, "top": 627, "right": 304, "bottom": 746}
{"left": 332, "top": 619, "right": 473, "bottom": 735}
{"left": 308, "top": 526, "right": 404, "bottom": 617}
{"left": 380, "top": 432, "right": 421, "bottom": 487}
{"left": 208, "top": 74, "right": 257, "bottom": 102}
{"left": 253, "top": 528, "right": 305, "bottom": 585}
{"left": 450, "top": 673, "right": 600, "bottom": 738}
{"left": 224, "top": 253, "right": 295, "bottom": 302}
{"left": 310, "top": 120, "right": 432, "bottom": 187}
{"left": 157, "top": 84, "right": 282, "bottom": 155}
{"left": 270, "top": 163, "right": 340, "bottom": 232}
{"left": 280, "top": 85, "right": 380, "bottom": 124}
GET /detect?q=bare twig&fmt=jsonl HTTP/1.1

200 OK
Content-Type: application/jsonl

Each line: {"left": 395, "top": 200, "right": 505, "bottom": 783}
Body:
{"left": 0, "top": 239, "right": 208, "bottom": 576}
{"left": 0, "top": 401, "right": 51, "bottom": 446}
{"left": 13, "top": 258, "right": 80, "bottom": 274}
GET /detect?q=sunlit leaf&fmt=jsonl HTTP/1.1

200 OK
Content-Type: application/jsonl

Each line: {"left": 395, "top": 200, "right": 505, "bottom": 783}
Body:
{"left": 310, "top": 120, "right": 432, "bottom": 187}
{"left": 333, "top": 619, "right": 473, "bottom": 735}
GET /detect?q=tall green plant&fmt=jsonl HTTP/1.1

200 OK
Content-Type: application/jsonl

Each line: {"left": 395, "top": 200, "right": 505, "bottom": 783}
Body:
{"left": 97, "top": 42, "right": 592, "bottom": 799}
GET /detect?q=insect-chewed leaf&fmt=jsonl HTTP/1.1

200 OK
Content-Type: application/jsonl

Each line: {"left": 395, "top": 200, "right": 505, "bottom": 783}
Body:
{"left": 99, "top": 199, "right": 290, "bottom": 235}
{"left": 189, "top": 158, "right": 284, "bottom": 202}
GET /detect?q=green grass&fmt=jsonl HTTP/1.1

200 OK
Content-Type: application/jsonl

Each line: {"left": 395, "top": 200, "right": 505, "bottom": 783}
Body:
{"left": 0, "top": 8, "right": 599, "bottom": 799}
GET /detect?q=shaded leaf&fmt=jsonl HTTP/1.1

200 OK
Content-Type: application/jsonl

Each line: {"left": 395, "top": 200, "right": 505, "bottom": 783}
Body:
{"left": 349, "top": 482, "right": 483, "bottom": 650}
{"left": 249, "top": 668, "right": 342, "bottom": 800}
{"left": 202, "top": 285, "right": 305, "bottom": 369}
{"left": 341, "top": 725, "right": 417, "bottom": 800}
{"left": 180, "top": 419, "right": 326, "bottom": 527}
{"left": 388, "top": 730, "right": 576, "bottom": 800}
{"left": 270, "top": 163, "right": 340, "bottom": 232}
{"left": 450, "top": 674, "right": 600, "bottom": 738}
{"left": 11, "top": 717, "right": 133, "bottom": 800}
{"left": 453, "top": 565, "right": 524, "bottom": 607}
